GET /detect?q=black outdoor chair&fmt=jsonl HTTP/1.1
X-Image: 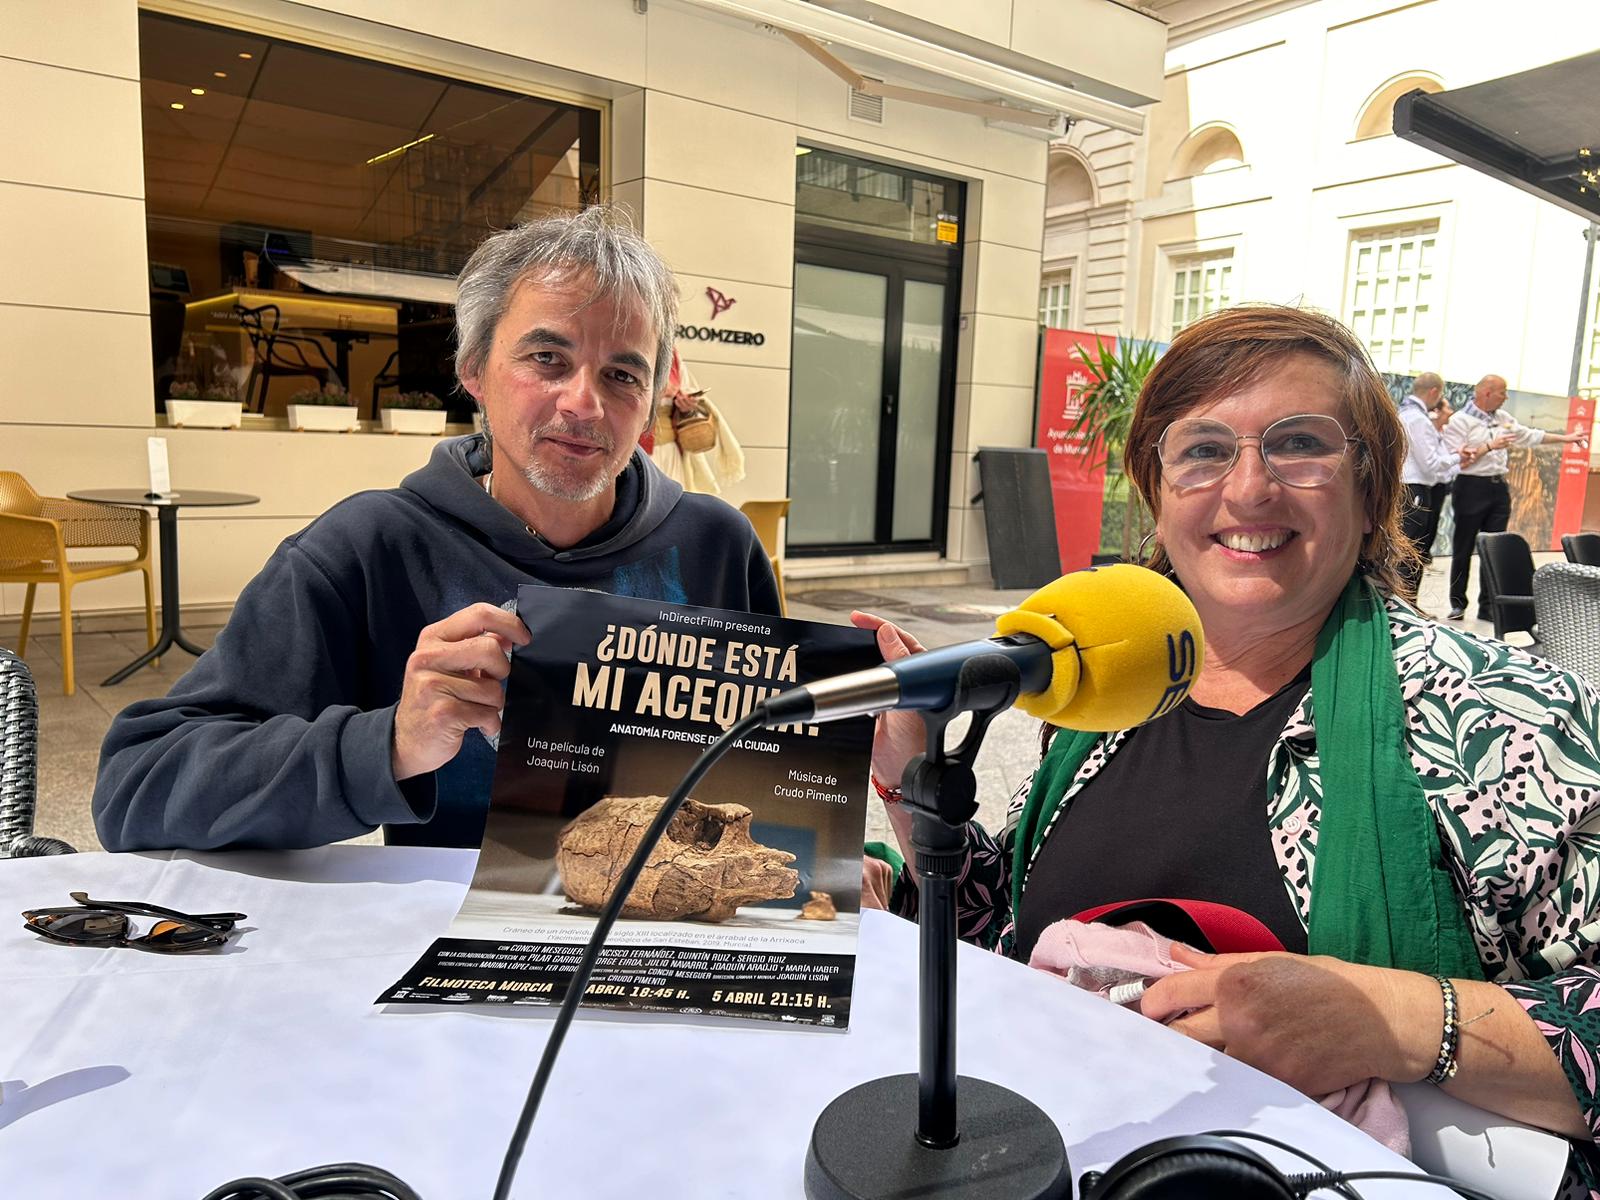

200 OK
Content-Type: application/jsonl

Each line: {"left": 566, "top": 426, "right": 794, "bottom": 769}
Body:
{"left": 1534, "top": 563, "right": 1600, "bottom": 685}
{"left": 0, "top": 647, "right": 75, "bottom": 858}
{"left": 1476, "top": 531, "right": 1538, "bottom": 641}
{"left": 371, "top": 348, "right": 402, "bottom": 416}
{"left": 235, "top": 302, "right": 335, "bottom": 413}
{"left": 1562, "top": 533, "right": 1600, "bottom": 567}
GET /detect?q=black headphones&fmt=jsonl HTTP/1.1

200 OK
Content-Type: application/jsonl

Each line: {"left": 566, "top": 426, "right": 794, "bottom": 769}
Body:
{"left": 1075, "top": 1129, "right": 1495, "bottom": 1200}
{"left": 1079, "top": 1135, "right": 1301, "bottom": 1199}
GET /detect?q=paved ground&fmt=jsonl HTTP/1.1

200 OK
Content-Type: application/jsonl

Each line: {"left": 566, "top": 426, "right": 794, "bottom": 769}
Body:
{"left": 18, "top": 555, "right": 1515, "bottom": 854}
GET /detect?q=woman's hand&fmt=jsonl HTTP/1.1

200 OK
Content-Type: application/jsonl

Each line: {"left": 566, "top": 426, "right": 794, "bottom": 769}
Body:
{"left": 1139, "top": 944, "right": 1437, "bottom": 1095}
{"left": 850, "top": 611, "right": 929, "bottom": 789}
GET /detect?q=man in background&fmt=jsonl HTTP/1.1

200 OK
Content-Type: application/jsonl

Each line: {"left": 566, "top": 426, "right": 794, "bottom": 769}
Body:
{"left": 1397, "top": 371, "right": 1461, "bottom": 595}
{"left": 1442, "top": 374, "right": 1587, "bottom": 620}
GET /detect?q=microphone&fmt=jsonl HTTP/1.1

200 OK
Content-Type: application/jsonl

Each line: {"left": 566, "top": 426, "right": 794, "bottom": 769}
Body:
{"left": 758, "top": 563, "right": 1204, "bottom": 732}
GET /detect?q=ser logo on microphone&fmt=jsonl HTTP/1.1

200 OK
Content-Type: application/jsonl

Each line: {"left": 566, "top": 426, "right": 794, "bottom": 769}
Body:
{"left": 1145, "top": 630, "right": 1198, "bottom": 721}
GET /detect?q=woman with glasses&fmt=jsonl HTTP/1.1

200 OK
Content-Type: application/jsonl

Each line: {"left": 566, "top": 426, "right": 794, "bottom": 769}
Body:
{"left": 860, "top": 306, "right": 1600, "bottom": 1195}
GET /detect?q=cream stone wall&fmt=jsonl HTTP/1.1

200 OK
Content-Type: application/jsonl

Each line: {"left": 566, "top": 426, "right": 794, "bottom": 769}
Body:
{"left": 1045, "top": 0, "right": 1600, "bottom": 399}
{"left": 3, "top": 0, "right": 1164, "bottom": 623}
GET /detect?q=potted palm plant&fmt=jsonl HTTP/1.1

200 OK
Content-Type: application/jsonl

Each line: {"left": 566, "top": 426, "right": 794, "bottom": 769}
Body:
{"left": 166, "top": 380, "right": 244, "bottom": 429}
{"left": 380, "top": 391, "right": 447, "bottom": 435}
{"left": 286, "top": 383, "right": 360, "bottom": 433}
{"left": 1066, "top": 337, "right": 1160, "bottom": 563}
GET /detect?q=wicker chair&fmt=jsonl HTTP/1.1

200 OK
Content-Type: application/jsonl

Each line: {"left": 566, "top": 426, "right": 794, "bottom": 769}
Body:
{"left": 0, "top": 471, "right": 157, "bottom": 695}
{"left": 0, "top": 647, "right": 75, "bottom": 857}
{"left": 1533, "top": 563, "right": 1600, "bottom": 685}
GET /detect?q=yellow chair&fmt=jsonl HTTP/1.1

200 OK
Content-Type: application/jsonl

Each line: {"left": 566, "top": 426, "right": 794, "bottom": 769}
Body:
{"left": 0, "top": 473, "right": 156, "bottom": 696}
{"left": 739, "top": 499, "right": 790, "bottom": 617}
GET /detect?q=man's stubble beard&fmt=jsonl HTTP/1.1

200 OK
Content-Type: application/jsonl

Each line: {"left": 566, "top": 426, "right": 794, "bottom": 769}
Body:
{"left": 479, "top": 407, "right": 625, "bottom": 503}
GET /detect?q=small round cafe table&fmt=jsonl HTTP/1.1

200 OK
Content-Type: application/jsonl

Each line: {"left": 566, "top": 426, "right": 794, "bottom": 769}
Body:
{"left": 66, "top": 488, "right": 259, "bottom": 685}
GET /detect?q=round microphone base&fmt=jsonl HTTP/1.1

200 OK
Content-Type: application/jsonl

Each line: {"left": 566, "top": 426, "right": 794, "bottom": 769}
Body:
{"left": 803, "top": 1074, "right": 1071, "bottom": 1200}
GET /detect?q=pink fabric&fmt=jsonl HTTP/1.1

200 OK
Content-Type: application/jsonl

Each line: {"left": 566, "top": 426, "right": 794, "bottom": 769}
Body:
{"left": 1028, "top": 918, "right": 1411, "bottom": 1157}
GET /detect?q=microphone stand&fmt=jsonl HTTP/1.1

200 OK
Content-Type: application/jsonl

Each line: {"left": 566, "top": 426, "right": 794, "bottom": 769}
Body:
{"left": 804, "top": 654, "right": 1072, "bottom": 1200}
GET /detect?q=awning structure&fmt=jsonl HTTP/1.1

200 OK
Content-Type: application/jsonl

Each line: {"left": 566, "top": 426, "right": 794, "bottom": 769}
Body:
{"left": 679, "top": 0, "right": 1162, "bottom": 135}
{"left": 1393, "top": 51, "right": 1600, "bottom": 222}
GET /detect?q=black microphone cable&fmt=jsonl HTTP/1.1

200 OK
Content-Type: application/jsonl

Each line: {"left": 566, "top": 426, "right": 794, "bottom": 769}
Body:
{"left": 199, "top": 1162, "right": 421, "bottom": 1200}
{"left": 490, "top": 709, "right": 770, "bottom": 1200}
{"left": 200, "top": 710, "right": 766, "bottom": 1200}
{"left": 1207, "top": 1129, "right": 1501, "bottom": 1200}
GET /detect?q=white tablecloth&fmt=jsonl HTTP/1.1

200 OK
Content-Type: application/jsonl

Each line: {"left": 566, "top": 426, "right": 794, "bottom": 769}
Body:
{"left": 0, "top": 846, "right": 1473, "bottom": 1197}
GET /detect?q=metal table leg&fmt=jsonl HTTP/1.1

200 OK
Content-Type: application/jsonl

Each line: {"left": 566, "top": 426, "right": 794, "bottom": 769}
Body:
{"left": 101, "top": 508, "right": 205, "bottom": 685}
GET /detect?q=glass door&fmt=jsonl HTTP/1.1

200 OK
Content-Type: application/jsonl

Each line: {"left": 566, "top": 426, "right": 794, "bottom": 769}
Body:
{"left": 790, "top": 263, "right": 888, "bottom": 546}
{"left": 788, "top": 253, "right": 955, "bottom": 553}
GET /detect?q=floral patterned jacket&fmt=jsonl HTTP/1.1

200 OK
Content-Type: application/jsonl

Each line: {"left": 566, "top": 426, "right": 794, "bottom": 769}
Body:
{"left": 889, "top": 600, "right": 1600, "bottom": 1196}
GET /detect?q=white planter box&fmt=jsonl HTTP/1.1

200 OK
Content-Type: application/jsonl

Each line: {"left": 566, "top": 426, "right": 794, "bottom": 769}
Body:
{"left": 287, "top": 403, "right": 360, "bottom": 432}
{"left": 380, "top": 409, "right": 447, "bottom": 435}
{"left": 166, "top": 399, "right": 243, "bottom": 429}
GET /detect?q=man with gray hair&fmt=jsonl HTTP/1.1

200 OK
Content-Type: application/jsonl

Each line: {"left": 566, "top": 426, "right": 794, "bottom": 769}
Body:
{"left": 94, "top": 206, "right": 780, "bottom": 850}
{"left": 1442, "top": 373, "right": 1587, "bottom": 620}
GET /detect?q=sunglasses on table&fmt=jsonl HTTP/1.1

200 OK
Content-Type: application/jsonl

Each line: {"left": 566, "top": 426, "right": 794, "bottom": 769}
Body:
{"left": 21, "top": 891, "right": 247, "bottom": 953}
{"left": 1157, "top": 413, "right": 1360, "bottom": 490}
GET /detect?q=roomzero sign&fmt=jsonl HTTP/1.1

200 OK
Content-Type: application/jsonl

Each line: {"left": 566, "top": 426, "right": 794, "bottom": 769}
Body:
{"left": 676, "top": 325, "right": 766, "bottom": 345}
{"left": 677, "top": 284, "right": 765, "bottom": 345}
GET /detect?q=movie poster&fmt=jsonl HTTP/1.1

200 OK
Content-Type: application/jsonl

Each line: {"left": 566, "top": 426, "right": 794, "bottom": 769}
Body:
{"left": 378, "top": 587, "right": 878, "bottom": 1028}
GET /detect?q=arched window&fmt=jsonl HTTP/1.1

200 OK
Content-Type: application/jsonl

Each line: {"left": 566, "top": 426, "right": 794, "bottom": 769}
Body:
{"left": 1354, "top": 73, "right": 1444, "bottom": 140}
{"left": 1046, "top": 151, "right": 1095, "bottom": 209}
{"left": 1168, "top": 124, "right": 1245, "bottom": 180}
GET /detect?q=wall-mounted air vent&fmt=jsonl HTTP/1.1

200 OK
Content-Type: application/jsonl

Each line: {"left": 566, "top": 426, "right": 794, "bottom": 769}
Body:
{"left": 848, "top": 79, "right": 884, "bottom": 125}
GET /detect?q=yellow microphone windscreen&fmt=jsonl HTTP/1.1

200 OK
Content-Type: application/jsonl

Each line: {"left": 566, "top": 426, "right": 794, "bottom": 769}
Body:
{"left": 994, "top": 564, "right": 1203, "bottom": 732}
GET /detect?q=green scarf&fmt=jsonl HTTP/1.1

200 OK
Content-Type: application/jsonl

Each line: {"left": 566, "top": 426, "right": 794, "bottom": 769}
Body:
{"left": 1011, "top": 575, "right": 1482, "bottom": 978}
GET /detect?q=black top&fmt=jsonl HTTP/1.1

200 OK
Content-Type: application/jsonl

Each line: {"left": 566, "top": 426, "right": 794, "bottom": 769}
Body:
{"left": 1013, "top": 666, "right": 1312, "bottom": 961}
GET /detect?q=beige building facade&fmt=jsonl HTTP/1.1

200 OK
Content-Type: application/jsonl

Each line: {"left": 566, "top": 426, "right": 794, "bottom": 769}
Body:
{"left": 2, "top": 0, "right": 1167, "bottom": 632}
{"left": 1042, "top": 0, "right": 1600, "bottom": 409}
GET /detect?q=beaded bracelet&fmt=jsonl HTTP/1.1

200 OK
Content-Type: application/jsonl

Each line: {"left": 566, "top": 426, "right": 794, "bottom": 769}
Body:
{"left": 871, "top": 775, "right": 904, "bottom": 805}
{"left": 1425, "top": 975, "right": 1461, "bottom": 1084}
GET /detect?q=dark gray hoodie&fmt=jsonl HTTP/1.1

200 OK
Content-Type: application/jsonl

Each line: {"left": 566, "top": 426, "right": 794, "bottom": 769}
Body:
{"left": 92, "top": 434, "right": 780, "bottom": 850}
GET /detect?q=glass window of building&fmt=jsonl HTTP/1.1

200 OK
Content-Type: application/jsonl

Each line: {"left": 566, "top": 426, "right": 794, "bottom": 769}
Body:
{"left": 140, "top": 12, "right": 601, "bottom": 421}
{"left": 1343, "top": 223, "right": 1438, "bottom": 373}
{"left": 794, "top": 146, "right": 962, "bottom": 247}
{"left": 1039, "top": 271, "right": 1074, "bottom": 329}
{"left": 1169, "top": 251, "right": 1233, "bottom": 338}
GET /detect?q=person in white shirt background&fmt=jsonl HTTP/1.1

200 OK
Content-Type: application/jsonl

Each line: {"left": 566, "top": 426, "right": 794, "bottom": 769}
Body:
{"left": 1441, "top": 374, "right": 1588, "bottom": 621}
{"left": 1396, "top": 371, "right": 1465, "bottom": 596}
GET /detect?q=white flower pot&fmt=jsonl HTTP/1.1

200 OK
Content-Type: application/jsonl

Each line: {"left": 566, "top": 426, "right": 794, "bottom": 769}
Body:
{"left": 287, "top": 404, "right": 360, "bottom": 432}
{"left": 166, "top": 399, "right": 243, "bottom": 429}
{"left": 380, "top": 409, "right": 447, "bottom": 435}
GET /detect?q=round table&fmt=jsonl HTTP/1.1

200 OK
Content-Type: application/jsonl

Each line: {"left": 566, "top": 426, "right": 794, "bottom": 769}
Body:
{"left": 66, "top": 489, "right": 259, "bottom": 686}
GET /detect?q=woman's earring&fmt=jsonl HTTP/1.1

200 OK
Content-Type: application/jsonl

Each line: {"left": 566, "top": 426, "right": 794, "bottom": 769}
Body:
{"left": 1136, "top": 529, "right": 1160, "bottom": 564}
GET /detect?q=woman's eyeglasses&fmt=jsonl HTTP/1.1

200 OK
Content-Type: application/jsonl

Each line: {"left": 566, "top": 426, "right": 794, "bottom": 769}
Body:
{"left": 22, "top": 891, "right": 247, "bottom": 953}
{"left": 1157, "top": 413, "right": 1359, "bottom": 490}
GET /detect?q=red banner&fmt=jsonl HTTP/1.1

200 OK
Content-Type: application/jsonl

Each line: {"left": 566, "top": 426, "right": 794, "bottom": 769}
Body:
{"left": 1036, "top": 329, "right": 1114, "bottom": 572}
{"left": 1550, "top": 395, "right": 1595, "bottom": 550}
